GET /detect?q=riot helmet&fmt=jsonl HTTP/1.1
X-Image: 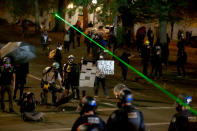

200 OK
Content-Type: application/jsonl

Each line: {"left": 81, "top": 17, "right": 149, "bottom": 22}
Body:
{"left": 114, "top": 84, "right": 133, "bottom": 108}
{"left": 79, "top": 96, "right": 97, "bottom": 114}
{"left": 68, "top": 55, "right": 75, "bottom": 64}
{"left": 178, "top": 94, "right": 192, "bottom": 105}
{"left": 176, "top": 94, "right": 192, "bottom": 112}
{"left": 52, "top": 62, "right": 60, "bottom": 69}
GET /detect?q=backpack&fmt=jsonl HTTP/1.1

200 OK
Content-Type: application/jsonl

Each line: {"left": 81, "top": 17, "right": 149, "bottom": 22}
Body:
{"left": 20, "top": 92, "right": 36, "bottom": 113}
{"left": 49, "top": 49, "right": 57, "bottom": 59}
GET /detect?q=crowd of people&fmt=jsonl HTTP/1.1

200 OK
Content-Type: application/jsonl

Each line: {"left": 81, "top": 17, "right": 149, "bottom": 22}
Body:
{"left": 0, "top": 21, "right": 196, "bottom": 130}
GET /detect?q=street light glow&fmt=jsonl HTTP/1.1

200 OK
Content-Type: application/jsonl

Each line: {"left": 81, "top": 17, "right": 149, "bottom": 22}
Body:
{"left": 54, "top": 13, "right": 197, "bottom": 115}
{"left": 68, "top": 3, "right": 73, "bottom": 9}
{"left": 92, "top": 0, "right": 97, "bottom": 4}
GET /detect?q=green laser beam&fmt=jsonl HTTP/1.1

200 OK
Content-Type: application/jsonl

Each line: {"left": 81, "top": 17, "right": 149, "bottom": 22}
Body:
{"left": 55, "top": 13, "right": 197, "bottom": 115}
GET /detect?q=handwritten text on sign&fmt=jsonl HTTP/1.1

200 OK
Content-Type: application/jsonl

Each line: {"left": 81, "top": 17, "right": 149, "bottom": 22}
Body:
{"left": 97, "top": 60, "right": 114, "bottom": 75}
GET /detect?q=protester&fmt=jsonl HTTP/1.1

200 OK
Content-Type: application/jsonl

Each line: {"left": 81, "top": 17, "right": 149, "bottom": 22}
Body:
{"left": 40, "top": 31, "right": 49, "bottom": 51}
{"left": 63, "top": 29, "right": 71, "bottom": 52}
{"left": 41, "top": 62, "right": 63, "bottom": 105}
{"left": 169, "top": 94, "right": 197, "bottom": 131}
{"left": 119, "top": 49, "right": 131, "bottom": 81}
{"left": 68, "top": 27, "right": 75, "bottom": 49}
{"left": 20, "top": 92, "right": 43, "bottom": 121}
{"left": 91, "top": 34, "right": 100, "bottom": 60}
{"left": 141, "top": 40, "right": 150, "bottom": 76}
{"left": 71, "top": 96, "right": 106, "bottom": 131}
{"left": 75, "top": 23, "right": 82, "bottom": 47}
{"left": 63, "top": 55, "right": 80, "bottom": 99}
{"left": 108, "top": 28, "right": 117, "bottom": 53}
{"left": 177, "top": 48, "right": 187, "bottom": 77}
{"left": 150, "top": 39, "right": 162, "bottom": 79}
{"left": 13, "top": 62, "right": 29, "bottom": 100}
{"left": 85, "top": 31, "right": 92, "bottom": 55}
{"left": 94, "top": 55, "right": 109, "bottom": 98}
{"left": 107, "top": 84, "right": 145, "bottom": 131}
{"left": 147, "top": 27, "right": 154, "bottom": 48}
{"left": 162, "top": 33, "right": 170, "bottom": 72}
{"left": 0, "top": 57, "right": 15, "bottom": 112}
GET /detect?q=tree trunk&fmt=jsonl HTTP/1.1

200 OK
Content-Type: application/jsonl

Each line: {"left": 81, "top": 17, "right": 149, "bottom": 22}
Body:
{"left": 34, "top": 0, "right": 40, "bottom": 32}
{"left": 54, "top": 0, "right": 65, "bottom": 31}
{"left": 121, "top": 12, "right": 134, "bottom": 47}
{"left": 83, "top": 7, "right": 88, "bottom": 31}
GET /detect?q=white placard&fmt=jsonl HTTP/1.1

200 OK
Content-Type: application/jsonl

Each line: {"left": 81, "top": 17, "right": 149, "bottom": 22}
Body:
{"left": 97, "top": 60, "right": 114, "bottom": 75}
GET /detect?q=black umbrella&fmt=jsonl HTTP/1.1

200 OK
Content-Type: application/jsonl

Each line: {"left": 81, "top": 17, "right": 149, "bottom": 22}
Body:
{"left": 0, "top": 42, "right": 36, "bottom": 63}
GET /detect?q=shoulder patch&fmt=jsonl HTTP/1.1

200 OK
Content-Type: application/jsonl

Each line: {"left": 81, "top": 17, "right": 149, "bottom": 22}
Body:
{"left": 128, "top": 112, "right": 137, "bottom": 118}
{"left": 88, "top": 117, "right": 100, "bottom": 124}
{"left": 188, "top": 116, "right": 197, "bottom": 122}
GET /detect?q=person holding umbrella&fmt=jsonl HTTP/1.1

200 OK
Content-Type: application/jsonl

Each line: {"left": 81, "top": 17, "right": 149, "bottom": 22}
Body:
{"left": 0, "top": 57, "right": 15, "bottom": 112}
{"left": 13, "top": 62, "right": 29, "bottom": 101}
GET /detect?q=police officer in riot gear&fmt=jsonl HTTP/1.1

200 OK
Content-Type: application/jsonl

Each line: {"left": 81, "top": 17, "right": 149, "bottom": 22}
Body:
{"left": 71, "top": 96, "right": 106, "bottom": 131}
{"left": 107, "top": 84, "right": 145, "bottom": 131}
{"left": 168, "top": 94, "right": 197, "bottom": 131}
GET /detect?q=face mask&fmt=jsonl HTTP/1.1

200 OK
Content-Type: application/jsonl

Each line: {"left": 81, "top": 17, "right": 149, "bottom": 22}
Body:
{"left": 58, "top": 46, "right": 63, "bottom": 51}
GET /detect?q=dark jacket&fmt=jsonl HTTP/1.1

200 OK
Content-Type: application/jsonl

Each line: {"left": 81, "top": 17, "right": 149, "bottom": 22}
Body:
{"left": 72, "top": 114, "right": 106, "bottom": 131}
{"left": 169, "top": 110, "right": 197, "bottom": 131}
{"left": 107, "top": 107, "right": 145, "bottom": 131}
{"left": 0, "top": 65, "right": 14, "bottom": 85}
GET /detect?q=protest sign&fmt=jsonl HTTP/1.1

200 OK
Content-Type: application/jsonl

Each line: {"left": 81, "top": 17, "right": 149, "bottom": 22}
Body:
{"left": 79, "top": 62, "right": 96, "bottom": 88}
{"left": 97, "top": 60, "right": 114, "bottom": 75}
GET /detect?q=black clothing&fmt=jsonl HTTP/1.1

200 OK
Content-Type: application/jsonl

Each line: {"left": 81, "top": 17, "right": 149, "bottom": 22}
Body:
{"left": 72, "top": 114, "right": 106, "bottom": 131}
{"left": 119, "top": 51, "right": 131, "bottom": 81}
{"left": 177, "top": 40, "right": 184, "bottom": 50}
{"left": 63, "top": 63, "right": 80, "bottom": 99}
{"left": 107, "top": 107, "right": 145, "bottom": 131}
{"left": 169, "top": 110, "right": 197, "bottom": 131}
{"left": 141, "top": 45, "right": 150, "bottom": 76}
{"left": 54, "top": 49, "right": 62, "bottom": 73}
{"left": 68, "top": 27, "right": 75, "bottom": 48}
{"left": 13, "top": 63, "right": 29, "bottom": 100}
{"left": 151, "top": 43, "right": 162, "bottom": 77}
{"left": 177, "top": 49, "right": 187, "bottom": 76}
{"left": 147, "top": 29, "right": 154, "bottom": 47}
{"left": 0, "top": 65, "right": 14, "bottom": 111}
{"left": 76, "top": 25, "right": 82, "bottom": 47}
{"left": 64, "top": 41, "right": 70, "bottom": 52}
{"left": 1, "top": 85, "right": 13, "bottom": 112}
{"left": 85, "top": 33, "right": 92, "bottom": 54}
{"left": 0, "top": 65, "right": 14, "bottom": 85}
{"left": 40, "top": 33, "right": 49, "bottom": 50}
